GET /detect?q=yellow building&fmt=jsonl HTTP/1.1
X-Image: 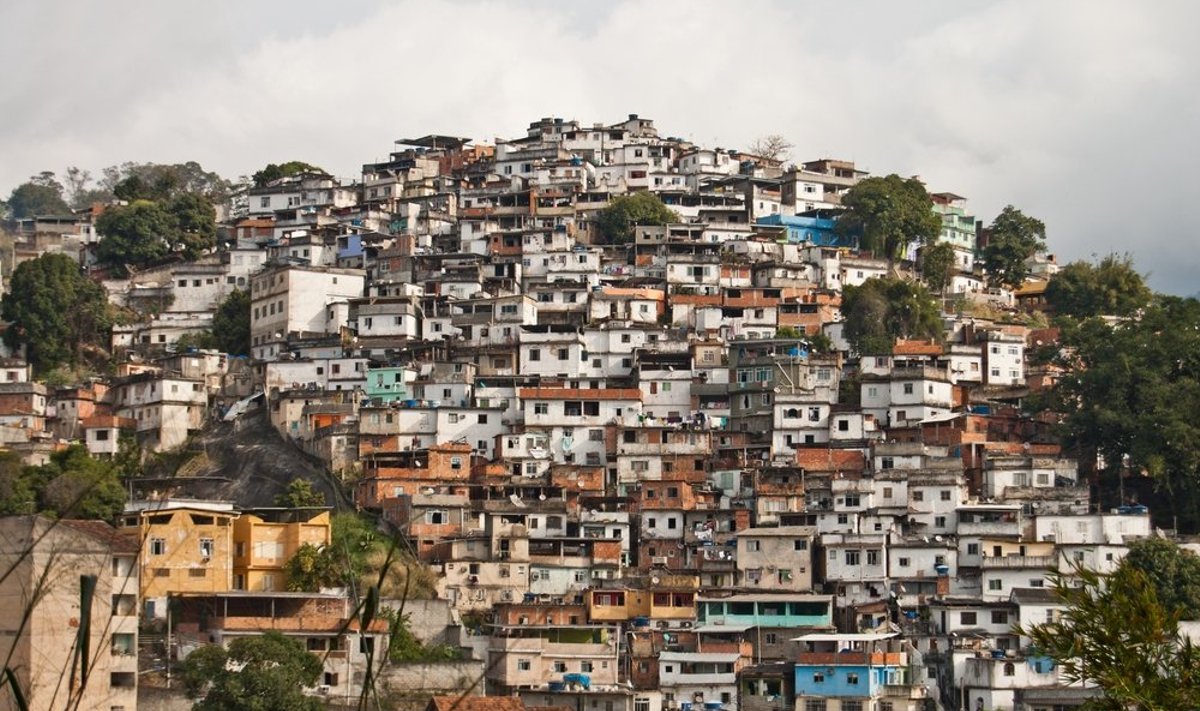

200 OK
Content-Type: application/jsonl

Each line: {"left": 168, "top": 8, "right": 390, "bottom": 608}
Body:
{"left": 119, "top": 499, "right": 238, "bottom": 618}
{"left": 231, "top": 508, "right": 332, "bottom": 592}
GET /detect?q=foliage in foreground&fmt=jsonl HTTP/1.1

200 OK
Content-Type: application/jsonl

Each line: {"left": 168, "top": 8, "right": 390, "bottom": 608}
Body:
{"left": 1022, "top": 556, "right": 1200, "bottom": 710}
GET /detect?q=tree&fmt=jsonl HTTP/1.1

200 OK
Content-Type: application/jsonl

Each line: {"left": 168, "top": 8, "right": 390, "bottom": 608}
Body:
{"left": 168, "top": 193, "right": 217, "bottom": 258}
{"left": 595, "top": 192, "right": 678, "bottom": 244}
{"left": 29, "top": 445, "right": 126, "bottom": 521}
{"left": 5, "top": 172, "right": 71, "bottom": 219}
{"left": 0, "top": 451, "right": 35, "bottom": 514}
{"left": 981, "top": 205, "right": 1046, "bottom": 289}
{"left": 283, "top": 543, "right": 332, "bottom": 592}
{"left": 181, "top": 631, "right": 324, "bottom": 711}
{"left": 275, "top": 479, "right": 327, "bottom": 508}
{"left": 1123, "top": 537, "right": 1200, "bottom": 620}
{"left": 95, "top": 200, "right": 175, "bottom": 267}
{"left": 1022, "top": 562, "right": 1200, "bottom": 710}
{"left": 747, "top": 134, "right": 793, "bottom": 163}
{"left": 835, "top": 175, "right": 941, "bottom": 261}
{"left": 103, "top": 161, "right": 231, "bottom": 203}
{"left": 252, "top": 161, "right": 326, "bottom": 188}
{"left": 1040, "top": 296, "right": 1200, "bottom": 531}
{"left": 1045, "top": 253, "right": 1152, "bottom": 319}
{"left": 1, "top": 253, "right": 110, "bottom": 372}
{"left": 919, "top": 241, "right": 957, "bottom": 293}
{"left": 173, "top": 331, "right": 220, "bottom": 352}
{"left": 212, "top": 289, "right": 251, "bottom": 356}
{"left": 841, "top": 277, "right": 942, "bottom": 355}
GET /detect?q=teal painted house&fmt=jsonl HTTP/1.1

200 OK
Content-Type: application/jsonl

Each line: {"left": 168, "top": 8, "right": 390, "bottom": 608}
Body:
{"left": 697, "top": 594, "right": 834, "bottom": 628}
{"left": 364, "top": 366, "right": 410, "bottom": 404}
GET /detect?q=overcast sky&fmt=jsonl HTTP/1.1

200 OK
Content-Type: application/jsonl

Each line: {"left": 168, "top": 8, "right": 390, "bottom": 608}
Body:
{"left": 2, "top": 0, "right": 1197, "bottom": 293}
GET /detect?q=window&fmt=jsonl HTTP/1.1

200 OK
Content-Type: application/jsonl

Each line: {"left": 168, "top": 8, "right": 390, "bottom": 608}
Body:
{"left": 838, "top": 419, "right": 849, "bottom": 432}
{"left": 941, "top": 490, "right": 952, "bottom": 501}
{"left": 935, "top": 516, "right": 947, "bottom": 527}
{"left": 991, "top": 610, "right": 1009, "bottom": 624}
{"left": 866, "top": 549, "right": 880, "bottom": 565}
{"left": 517, "top": 659, "right": 531, "bottom": 671}
{"left": 844, "top": 550, "right": 860, "bottom": 565}
{"left": 903, "top": 383, "right": 914, "bottom": 395}
{"left": 746, "top": 540, "right": 761, "bottom": 552}
{"left": 960, "top": 611, "right": 977, "bottom": 625}
{"left": 804, "top": 700, "right": 826, "bottom": 711}
{"left": 149, "top": 538, "right": 165, "bottom": 556}
{"left": 534, "top": 403, "right": 548, "bottom": 415}
{"left": 846, "top": 673, "right": 860, "bottom": 685}
{"left": 1003, "top": 662, "right": 1015, "bottom": 677}
{"left": 199, "top": 538, "right": 214, "bottom": 557}
{"left": 967, "top": 543, "right": 980, "bottom": 555}
{"left": 988, "top": 579, "right": 1003, "bottom": 591}
{"left": 898, "top": 557, "right": 910, "bottom": 567}
{"left": 793, "top": 539, "right": 808, "bottom": 551}
{"left": 912, "top": 490, "right": 924, "bottom": 501}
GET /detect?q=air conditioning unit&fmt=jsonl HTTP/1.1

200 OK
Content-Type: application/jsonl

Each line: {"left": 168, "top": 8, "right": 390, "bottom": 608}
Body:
{"left": 317, "top": 685, "right": 331, "bottom": 695}
{"left": 652, "top": 556, "right": 669, "bottom": 567}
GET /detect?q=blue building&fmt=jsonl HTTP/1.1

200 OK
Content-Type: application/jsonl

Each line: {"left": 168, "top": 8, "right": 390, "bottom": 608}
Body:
{"left": 792, "top": 632, "right": 927, "bottom": 710}
{"left": 755, "top": 214, "right": 849, "bottom": 248}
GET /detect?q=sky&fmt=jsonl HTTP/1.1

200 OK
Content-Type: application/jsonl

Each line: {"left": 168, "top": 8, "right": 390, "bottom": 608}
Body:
{"left": 2, "top": 0, "right": 1197, "bottom": 294}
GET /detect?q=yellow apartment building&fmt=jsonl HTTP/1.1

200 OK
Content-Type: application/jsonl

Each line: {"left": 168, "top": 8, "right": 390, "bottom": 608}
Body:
{"left": 119, "top": 499, "right": 238, "bottom": 619}
{"left": 231, "top": 508, "right": 332, "bottom": 592}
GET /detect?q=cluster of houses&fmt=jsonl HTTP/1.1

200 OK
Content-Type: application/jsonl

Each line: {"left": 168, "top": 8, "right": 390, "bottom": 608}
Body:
{"left": 0, "top": 113, "right": 1150, "bottom": 711}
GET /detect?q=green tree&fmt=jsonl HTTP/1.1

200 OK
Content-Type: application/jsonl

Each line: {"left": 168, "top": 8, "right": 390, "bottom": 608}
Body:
{"left": 1022, "top": 562, "right": 1200, "bottom": 710}
{"left": 1124, "top": 537, "right": 1200, "bottom": 620}
{"left": 0, "top": 451, "right": 35, "bottom": 514}
{"left": 283, "top": 543, "right": 331, "bottom": 592}
{"left": 181, "top": 631, "right": 324, "bottom": 711}
{"left": 1045, "top": 253, "right": 1152, "bottom": 319}
{"left": 834, "top": 175, "right": 941, "bottom": 261}
{"left": 104, "top": 161, "right": 230, "bottom": 203}
{"left": 5, "top": 172, "right": 71, "bottom": 219}
{"left": 173, "top": 331, "right": 221, "bottom": 352}
{"left": 168, "top": 193, "right": 217, "bottom": 258}
{"left": 380, "top": 607, "right": 461, "bottom": 662}
{"left": 919, "top": 241, "right": 956, "bottom": 293}
{"left": 981, "top": 205, "right": 1046, "bottom": 289}
{"left": 252, "top": 161, "right": 326, "bottom": 188}
{"left": 1, "top": 253, "right": 110, "bottom": 372}
{"left": 212, "top": 289, "right": 251, "bottom": 356}
{"left": 275, "top": 479, "right": 327, "bottom": 508}
{"left": 1039, "top": 296, "right": 1200, "bottom": 531}
{"left": 841, "top": 277, "right": 942, "bottom": 355}
{"left": 595, "top": 192, "right": 678, "bottom": 244}
{"left": 95, "top": 200, "right": 175, "bottom": 268}
{"left": 26, "top": 445, "right": 126, "bottom": 520}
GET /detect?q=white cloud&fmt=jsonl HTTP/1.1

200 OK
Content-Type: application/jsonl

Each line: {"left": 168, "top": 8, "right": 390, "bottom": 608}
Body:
{"left": 2, "top": 0, "right": 1196, "bottom": 292}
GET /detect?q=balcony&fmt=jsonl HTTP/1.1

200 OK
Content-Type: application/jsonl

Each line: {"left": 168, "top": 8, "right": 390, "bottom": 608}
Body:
{"left": 979, "top": 555, "right": 1057, "bottom": 570}
{"left": 795, "top": 651, "right": 905, "bottom": 666}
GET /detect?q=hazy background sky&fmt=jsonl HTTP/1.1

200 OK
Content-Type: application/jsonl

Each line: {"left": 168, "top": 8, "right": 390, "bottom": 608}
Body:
{"left": 2, "top": 0, "right": 1197, "bottom": 293}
